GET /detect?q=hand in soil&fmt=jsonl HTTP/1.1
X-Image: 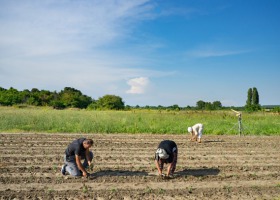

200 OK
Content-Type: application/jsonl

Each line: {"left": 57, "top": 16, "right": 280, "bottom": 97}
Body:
{"left": 89, "top": 163, "right": 94, "bottom": 171}
{"left": 82, "top": 171, "right": 88, "bottom": 178}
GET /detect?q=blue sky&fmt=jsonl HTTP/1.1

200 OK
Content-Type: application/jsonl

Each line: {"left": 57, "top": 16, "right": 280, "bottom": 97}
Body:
{"left": 0, "top": 0, "right": 279, "bottom": 107}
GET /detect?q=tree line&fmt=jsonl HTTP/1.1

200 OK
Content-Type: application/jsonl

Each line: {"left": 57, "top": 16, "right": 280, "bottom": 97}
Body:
{"left": 0, "top": 86, "right": 267, "bottom": 111}
{"left": 0, "top": 87, "right": 125, "bottom": 110}
{"left": 0, "top": 86, "right": 225, "bottom": 110}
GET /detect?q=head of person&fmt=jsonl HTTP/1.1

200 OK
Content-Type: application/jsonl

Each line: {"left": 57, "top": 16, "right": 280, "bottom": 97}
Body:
{"left": 187, "top": 127, "right": 193, "bottom": 133}
{"left": 155, "top": 148, "right": 169, "bottom": 161}
{"left": 83, "top": 139, "right": 93, "bottom": 149}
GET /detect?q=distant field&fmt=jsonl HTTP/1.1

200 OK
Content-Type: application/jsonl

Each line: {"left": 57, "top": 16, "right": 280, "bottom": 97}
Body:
{"left": 0, "top": 106, "right": 279, "bottom": 135}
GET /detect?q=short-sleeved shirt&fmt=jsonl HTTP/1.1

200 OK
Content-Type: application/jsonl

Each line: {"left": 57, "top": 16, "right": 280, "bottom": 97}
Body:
{"left": 155, "top": 140, "right": 177, "bottom": 163}
{"left": 65, "top": 138, "right": 86, "bottom": 158}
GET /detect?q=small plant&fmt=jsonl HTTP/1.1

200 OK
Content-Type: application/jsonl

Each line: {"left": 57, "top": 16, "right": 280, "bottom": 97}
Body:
{"left": 46, "top": 188, "right": 54, "bottom": 194}
{"left": 198, "top": 176, "right": 205, "bottom": 181}
{"left": 111, "top": 188, "right": 118, "bottom": 193}
{"left": 223, "top": 185, "right": 231, "bottom": 193}
{"left": 82, "top": 183, "right": 88, "bottom": 193}
{"left": 144, "top": 186, "right": 152, "bottom": 194}
{"left": 158, "top": 188, "right": 165, "bottom": 194}
{"left": 52, "top": 164, "right": 58, "bottom": 172}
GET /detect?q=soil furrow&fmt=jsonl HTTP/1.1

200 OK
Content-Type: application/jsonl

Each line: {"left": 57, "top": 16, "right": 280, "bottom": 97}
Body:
{"left": 1, "top": 133, "right": 279, "bottom": 199}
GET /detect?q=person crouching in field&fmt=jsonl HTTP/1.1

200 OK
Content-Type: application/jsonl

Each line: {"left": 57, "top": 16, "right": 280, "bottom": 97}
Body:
{"left": 188, "top": 123, "right": 204, "bottom": 143}
{"left": 61, "top": 138, "right": 94, "bottom": 177}
{"left": 154, "top": 140, "right": 178, "bottom": 178}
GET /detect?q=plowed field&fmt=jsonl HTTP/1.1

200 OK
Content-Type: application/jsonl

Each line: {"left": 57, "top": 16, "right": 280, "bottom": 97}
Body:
{"left": 1, "top": 133, "right": 280, "bottom": 200}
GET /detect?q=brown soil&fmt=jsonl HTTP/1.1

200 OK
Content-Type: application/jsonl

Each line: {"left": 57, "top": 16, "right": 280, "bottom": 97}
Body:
{"left": 0, "top": 133, "right": 280, "bottom": 200}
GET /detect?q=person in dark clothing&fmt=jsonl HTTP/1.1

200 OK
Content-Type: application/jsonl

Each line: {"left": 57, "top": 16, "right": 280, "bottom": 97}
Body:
{"left": 61, "top": 138, "right": 94, "bottom": 177}
{"left": 154, "top": 140, "right": 178, "bottom": 178}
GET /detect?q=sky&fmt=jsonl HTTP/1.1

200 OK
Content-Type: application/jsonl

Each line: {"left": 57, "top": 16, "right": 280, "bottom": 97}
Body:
{"left": 0, "top": 0, "right": 279, "bottom": 107}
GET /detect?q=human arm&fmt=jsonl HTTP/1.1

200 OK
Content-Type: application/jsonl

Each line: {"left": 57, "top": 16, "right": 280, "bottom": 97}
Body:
{"left": 85, "top": 148, "right": 91, "bottom": 166}
{"left": 191, "top": 130, "right": 198, "bottom": 141}
{"left": 189, "top": 131, "right": 194, "bottom": 140}
{"left": 155, "top": 159, "right": 162, "bottom": 175}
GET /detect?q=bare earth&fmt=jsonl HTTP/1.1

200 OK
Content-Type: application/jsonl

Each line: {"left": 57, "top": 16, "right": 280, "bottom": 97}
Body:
{"left": 0, "top": 133, "right": 280, "bottom": 200}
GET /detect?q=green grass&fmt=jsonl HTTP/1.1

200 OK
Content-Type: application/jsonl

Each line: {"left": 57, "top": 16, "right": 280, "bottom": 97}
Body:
{"left": 0, "top": 106, "right": 279, "bottom": 135}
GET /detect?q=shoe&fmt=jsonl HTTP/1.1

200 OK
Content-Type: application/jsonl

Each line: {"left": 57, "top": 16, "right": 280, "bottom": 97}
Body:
{"left": 61, "top": 164, "right": 67, "bottom": 175}
{"left": 168, "top": 174, "right": 174, "bottom": 179}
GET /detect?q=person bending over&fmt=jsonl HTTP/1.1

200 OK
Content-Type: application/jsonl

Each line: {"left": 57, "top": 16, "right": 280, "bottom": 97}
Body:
{"left": 61, "top": 138, "right": 94, "bottom": 177}
{"left": 154, "top": 140, "right": 178, "bottom": 178}
{"left": 188, "top": 123, "right": 204, "bottom": 143}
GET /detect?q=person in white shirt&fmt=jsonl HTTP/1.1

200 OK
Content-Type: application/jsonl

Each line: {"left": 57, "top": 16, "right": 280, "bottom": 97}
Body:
{"left": 187, "top": 123, "right": 204, "bottom": 143}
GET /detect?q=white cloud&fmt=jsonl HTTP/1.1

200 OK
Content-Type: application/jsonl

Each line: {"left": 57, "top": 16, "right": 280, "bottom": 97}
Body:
{"left": 187, "top": 49, "right": 250, "bottom": 58}
{"left": 0, "top": 0, "right": 155, "bottom": 57}
{"left": 185, "top": 42, "right": 252, "bottom": 58}
{"left": 126, "top": 77, "right": 150, "bottom": 94}
{"left": 0, "top": 0, "right": 174, "bottom": 96}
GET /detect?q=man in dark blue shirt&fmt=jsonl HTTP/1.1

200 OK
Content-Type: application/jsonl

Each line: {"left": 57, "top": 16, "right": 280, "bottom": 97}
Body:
{"left": 61, "top": 138, "right": 94, "bottom": 177}
{"left": 154, "top": 140, "right": 178, "bottom": 178}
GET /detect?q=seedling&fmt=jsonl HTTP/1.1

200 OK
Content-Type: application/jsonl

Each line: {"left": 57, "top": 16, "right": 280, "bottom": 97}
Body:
{"left": 82, "top": 183, "right": 88, "bottom": 193}
{"left": 111, "top": 188, "right": 118, "bottom": 193}
{"left": 223, "top": 185, "right": 231, "bottom": 193}
{"left": 187, "top": 186, "right": 193, "bottom": 193}
{"left": 46, "top": 188, "right": 54, "bottom": 194}
{"left": 158, "top": 188, "right": 165, "bottom": 194}
{"left": 144, "top": 186, "right": 152, "bottom": 194}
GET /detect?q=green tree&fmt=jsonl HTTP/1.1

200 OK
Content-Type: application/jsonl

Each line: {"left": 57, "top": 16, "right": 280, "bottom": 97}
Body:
{"left": 38, "top": 90, "right": 53, "bottom": 106}
{"left": 246, "top": 88, "right": 252, "bottom": 107}
{"left": 169, "top": 104, "right": 180, "bottom": 110}
{"left": 51, "top": 100, "right": 66, "bottom": 109}
{"left": 59, "top": 87, "right": 92, "bottom": 108}
{"left": 28, "top": 88, "right": 41, "bottom": 106}
{"left": 252, "top": 87, "right": 261, "bottom": 110}
{"left": 0, "top": 87, "right": 21, "bottom": 106}
{"left": 96, "top": 95, "right": 125, "bottom": 110}
{"left": 252, "top": 87, "right": 259, "bottom": 105}
{"left": 196, "top": 100, "right": 205, "bottom": 110}
{"left": 205, "top": 102, "right": 213, "bottom": 110}
{"left": 245, "top": 88, "right": 253, "bottom": 111}
{"left": 212, "top": 101, "right": 222, "bottom": 110}
{"left": 20, "top": 89, "right": 31, "bottom": 104}
{"left": 245, "top": 87, "right": 260, "bottom": 111}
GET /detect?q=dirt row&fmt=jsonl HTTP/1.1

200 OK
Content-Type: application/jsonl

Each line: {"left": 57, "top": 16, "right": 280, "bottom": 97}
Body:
{"left": 0, "top": 133, "right": 280, "bottom": 199}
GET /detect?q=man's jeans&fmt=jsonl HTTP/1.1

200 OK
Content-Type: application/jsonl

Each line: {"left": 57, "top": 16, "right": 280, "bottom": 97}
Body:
{"left": 64, "top": 151, "right": 93, "bottom": 176}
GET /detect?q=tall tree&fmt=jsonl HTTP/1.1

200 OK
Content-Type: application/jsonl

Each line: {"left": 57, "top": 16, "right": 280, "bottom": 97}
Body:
{"left": 252, "top": 87, "right": 261, "bottom": 110}
{"left": 245, "top": 87, "right": 260, "bottom": 111}
{"left": 252, "top": 87, "right": 259, "bottom": 105}
{"left": 246, "top": 88, "right": 252, "bottom": 108}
